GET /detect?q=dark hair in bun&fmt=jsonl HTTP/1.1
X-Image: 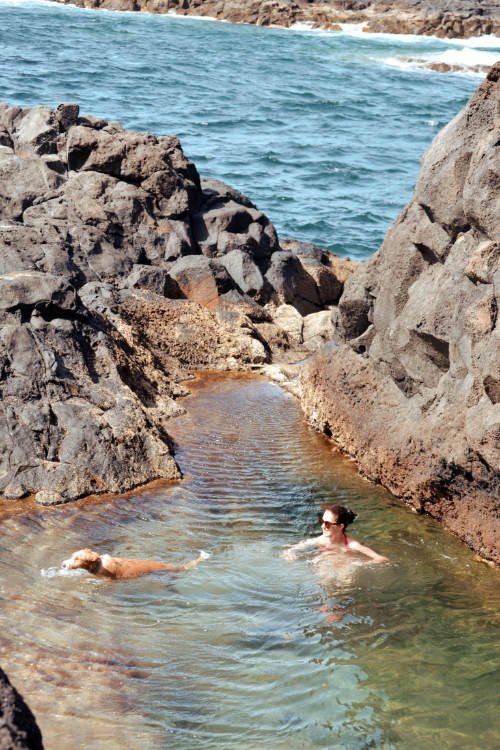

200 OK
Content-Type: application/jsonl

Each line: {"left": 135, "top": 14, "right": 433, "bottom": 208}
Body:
{"left": 322, "top": 504, "right": 358, "bottom": 528}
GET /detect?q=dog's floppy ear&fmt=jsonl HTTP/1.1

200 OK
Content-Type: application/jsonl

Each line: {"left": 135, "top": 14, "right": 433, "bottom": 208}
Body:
{"left": 77, "top": 549, "right": 102, "bottom": 574}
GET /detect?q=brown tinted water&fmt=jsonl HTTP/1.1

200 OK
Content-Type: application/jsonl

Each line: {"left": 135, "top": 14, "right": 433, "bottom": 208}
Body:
{"left": 0, "top": 373, "right": 498, "bottom": 749}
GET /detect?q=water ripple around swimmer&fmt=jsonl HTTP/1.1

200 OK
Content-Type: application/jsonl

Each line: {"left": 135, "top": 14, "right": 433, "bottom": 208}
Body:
{"left": 0, "top": 374, "right": 499, "bottom": 750}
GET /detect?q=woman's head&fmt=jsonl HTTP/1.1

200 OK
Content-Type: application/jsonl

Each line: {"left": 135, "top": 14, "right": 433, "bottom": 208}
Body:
{"left": 318, "top": 504, "right": 358, "bottom": 530}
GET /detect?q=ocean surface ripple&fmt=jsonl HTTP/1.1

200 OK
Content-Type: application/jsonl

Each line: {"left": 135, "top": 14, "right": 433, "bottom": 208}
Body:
{"left": 1, "top": 1, "right": 496, "bottom": 259}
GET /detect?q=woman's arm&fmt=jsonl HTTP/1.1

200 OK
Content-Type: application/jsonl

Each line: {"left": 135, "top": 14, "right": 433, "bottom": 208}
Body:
{"left": 347, "top": 539, "right": 388, "bottom": 563}
{"left": 281, "top": 537, "right": 319, "bottom": 560}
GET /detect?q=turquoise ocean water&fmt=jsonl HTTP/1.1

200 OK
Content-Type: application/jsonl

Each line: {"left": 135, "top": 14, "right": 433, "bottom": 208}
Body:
{"left": 1, "top": 1, "right": 498, "bottom": 259}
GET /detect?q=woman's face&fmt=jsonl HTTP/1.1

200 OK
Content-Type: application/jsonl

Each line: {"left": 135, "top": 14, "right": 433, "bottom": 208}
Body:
{"left": 320, "top": 509, "right": 343, "bottom": 534}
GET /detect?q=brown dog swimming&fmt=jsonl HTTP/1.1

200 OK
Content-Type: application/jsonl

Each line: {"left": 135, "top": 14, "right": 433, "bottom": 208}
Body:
{"left": 61, "top": 548, "right": 209, "bottom": 579}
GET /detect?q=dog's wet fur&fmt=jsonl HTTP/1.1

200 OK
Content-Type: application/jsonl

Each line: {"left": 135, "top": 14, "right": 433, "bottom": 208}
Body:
{"left": 62, "top": 548, "right": 208, "bottom": 579}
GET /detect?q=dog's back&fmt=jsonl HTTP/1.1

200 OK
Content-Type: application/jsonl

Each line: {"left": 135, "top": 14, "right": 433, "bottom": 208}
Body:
{"left": 100, "top": 554, "right": 171, "bottom": 579}
{"left": 62, "top": 548, "right": 207, "bottom": 579}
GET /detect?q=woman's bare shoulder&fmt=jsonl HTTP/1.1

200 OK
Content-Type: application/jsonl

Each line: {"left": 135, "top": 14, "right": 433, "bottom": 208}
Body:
{"left": 346, "top": 537, "right": 388, "bottom": 562}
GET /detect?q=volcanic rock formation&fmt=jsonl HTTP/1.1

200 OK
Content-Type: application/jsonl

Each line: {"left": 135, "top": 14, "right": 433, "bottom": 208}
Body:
{"left": 51, "top": 0, "right": 500, "bottom": 39}
{"left": 300, "top": 64, "right": 500, "bottom": 564}
{"left": 0, "top": 102, "right": 352, "bottom": 505}
{"left": 0, "top": 669, "right": 43, "bottom": 750}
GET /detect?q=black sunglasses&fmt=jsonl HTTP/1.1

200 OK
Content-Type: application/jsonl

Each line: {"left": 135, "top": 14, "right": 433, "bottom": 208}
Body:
{"left": 318, "top": 513, "right": 342, "bottom": 529}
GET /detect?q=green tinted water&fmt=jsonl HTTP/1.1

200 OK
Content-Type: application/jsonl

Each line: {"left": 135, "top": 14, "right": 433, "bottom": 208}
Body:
{"left": 0, "top": 374, "right": 498, "bottom": 748}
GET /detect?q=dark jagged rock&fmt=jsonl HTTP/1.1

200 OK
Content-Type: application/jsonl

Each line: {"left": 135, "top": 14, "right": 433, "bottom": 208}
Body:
{"left": 193, "top": 178, "right": 278, "bottom": 264}
{"left": 300, "top": 64, "right": 500, "bottom": 564}
{"left": 0, "top": 668, "right": 43, "bottom": 750}
{"left": 280, "top": 239, "right": 355, "bottom": 307}
{"left": 51, "top": 0, "right": 500, "bottom": 39}
{"left": 0, "top": 102, "right": 351, "bottom": 505}
{"left": 167, "top": 254, "right": 234, "bottom": 308}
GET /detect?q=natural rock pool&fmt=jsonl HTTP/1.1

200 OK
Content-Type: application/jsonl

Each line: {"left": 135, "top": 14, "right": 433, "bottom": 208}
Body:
{"left": 0, "top": 373, "right": 498, "bottom": 749}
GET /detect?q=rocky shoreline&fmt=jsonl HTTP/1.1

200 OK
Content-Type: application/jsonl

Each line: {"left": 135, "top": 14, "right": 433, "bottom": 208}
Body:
{"left": 0, "top": 101, "right": 357, "bottom": 746}
{"left": 1, "top": 66, "right": 499, "bottom": 564}
{"left": 51, "top": 0, "right": 500, "bottom": 39}
{"left": 0, "top": 68, "right": 498, "bottom": 744}
{"left": 0, "top": 99, "right": 355, "bottom": 508}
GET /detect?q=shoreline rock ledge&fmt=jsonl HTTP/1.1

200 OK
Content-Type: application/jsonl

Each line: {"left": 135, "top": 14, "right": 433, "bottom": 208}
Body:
{"left": 0, "top": 99, "right": 354, "bottom": 507}
{"left": 52, "top": 0, "right": 500, "bottom": 39}
{"left": 299, "top": 63, "right": 500, "bottom": 565}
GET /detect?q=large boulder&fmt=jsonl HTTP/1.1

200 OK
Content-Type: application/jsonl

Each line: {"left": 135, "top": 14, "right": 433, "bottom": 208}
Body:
{"left": 0, "top": 103, "right": 267, "bottom": 503}
{"left": 280, "top": 239, "right": 357, "bottom": 307}
{"left": 265, "top": 240, "right": 357, "bottom": 318}
{"left": 192, "top": 178, "right": 279, "bottom": 264}
{"left": 265, "top": 250, "right": 322, "bottom": 315}
{"left": 167, "top": 255, "right": 233, "bottom": 308}
{"left": 300, "top": 65, "right": 500, "bottom": 564}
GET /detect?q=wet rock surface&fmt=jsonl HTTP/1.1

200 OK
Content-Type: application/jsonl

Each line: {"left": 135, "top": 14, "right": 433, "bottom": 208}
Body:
{"left": 300, "top": 65, "right": 500, "bottom": 564}
{"left": 0, "top": 101, "right": 352, "bottom": 505}
{"left": 0, "top": 669, "right": 43, "bottom": 750}
{"left": 51, "top": 0, "right": 500, "bottom": 39}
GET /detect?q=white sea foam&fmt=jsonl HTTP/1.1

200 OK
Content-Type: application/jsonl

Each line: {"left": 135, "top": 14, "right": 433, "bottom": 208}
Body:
{"left": 290, "top": 21, "right": 314, "bottom": 31}
{"left": 383, "top": 45, "right": 498, "bottom": 76}
{"left": 0, "top": 0, "right": 53, "bottom": 5}
{"left": 338, "top": 23, "right": 427, "bottom": 44}
{"left": 383, "top": 56, "right": 417, "bottom": 71}
{"left": 41, "top": 566, "right": 86, "bottom": 578}
{"left": 165, "top": 10, "right": 218, "bottom": 22}
{"left": 290, "top": 20, "right": 500, "bottom": 50}
{"left": 342, "top": 24, "right": 500, "bottom": 51}
{"left": 291, "top": 21, "right": 367, "bottom": 39}
{"left": 430, "top": 48, "right": 499, "bottom": 67}
{"left": 333, "top": 23, "right": 364, "bottom": 36}
{"left": 441, "top": 34, "right": 500, "bottom": 49}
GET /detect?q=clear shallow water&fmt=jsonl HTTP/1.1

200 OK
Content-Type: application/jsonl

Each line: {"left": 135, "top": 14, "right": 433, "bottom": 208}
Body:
{"left": 0, "top": 374, "right": 498, "bottom": 749}
{"left": 1, "top": 1, "right": 498, "bottom": 258}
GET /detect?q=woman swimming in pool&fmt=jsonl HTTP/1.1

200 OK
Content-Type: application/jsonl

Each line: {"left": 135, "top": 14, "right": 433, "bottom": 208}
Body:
{"left": 282, "top": 504, "right": 388, "bottom": 563}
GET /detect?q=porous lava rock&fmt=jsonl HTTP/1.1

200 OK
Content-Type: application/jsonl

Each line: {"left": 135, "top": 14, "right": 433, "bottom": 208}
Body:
{"left": 300, "top": 64, "right": 500, "bottom": 564}
{"left": 0, "top": 102, "right": 352, "bottom": 504}
{"left": 0, "top": 668, "right": 43, "bottom": 750}
{"left": 51, "top": 0, "right": 500, "bottom": 39}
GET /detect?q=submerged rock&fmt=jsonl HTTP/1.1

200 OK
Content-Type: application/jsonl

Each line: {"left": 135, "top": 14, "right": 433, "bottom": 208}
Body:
{"left": 0, "top": 101, "right": 351, "bottom": 504}
{"left": 300, "top": 64, "right": 500, "bottom": 564}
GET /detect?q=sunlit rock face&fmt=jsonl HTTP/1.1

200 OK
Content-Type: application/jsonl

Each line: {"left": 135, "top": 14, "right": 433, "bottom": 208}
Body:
{"left": 300, "top": 64, "right": 500, "bottom": 564}
{"left": 0, "top": 102, "right": 352, "bottom": 504}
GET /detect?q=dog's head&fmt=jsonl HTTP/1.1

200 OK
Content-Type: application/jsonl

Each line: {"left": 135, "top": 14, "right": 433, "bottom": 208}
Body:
{"left": 62, "top": 549, "right": 102, "bottom": 574}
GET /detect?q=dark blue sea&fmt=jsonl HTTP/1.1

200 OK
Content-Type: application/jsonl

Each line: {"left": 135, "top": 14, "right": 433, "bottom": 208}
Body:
{"left": 1, "top": 1, "right": 497, "bottom": 259}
